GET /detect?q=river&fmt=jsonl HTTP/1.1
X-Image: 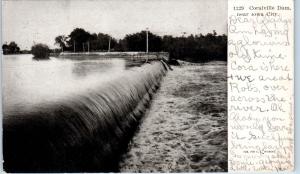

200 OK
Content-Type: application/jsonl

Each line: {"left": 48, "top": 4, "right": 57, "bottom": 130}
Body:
{"left": 2, "top": 55, "right": 227, "bottom": 172}
{"left": 3, "top": 54, "right": 142, "bottom": 110}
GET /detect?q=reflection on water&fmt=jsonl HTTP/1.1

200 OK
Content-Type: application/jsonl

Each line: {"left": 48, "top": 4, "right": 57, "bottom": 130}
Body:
{"left": 72, "top": 61, "right": 114, "bottom": 77}
{"left": 125, "top": 60, "right": 146, "bottom": 69}
{"left": 3, "top": 54, "right": 145, "bottom": 109}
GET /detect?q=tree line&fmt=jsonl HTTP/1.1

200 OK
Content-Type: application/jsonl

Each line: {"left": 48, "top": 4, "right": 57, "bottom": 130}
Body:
{"left": 2, "top": 42, "right": 21, "bottom": 54}
{"left": 3, "top": 28, "right": 227, "bottom": 62}
{"left": 55, "top": 28, "right": 227, "bottom": 62}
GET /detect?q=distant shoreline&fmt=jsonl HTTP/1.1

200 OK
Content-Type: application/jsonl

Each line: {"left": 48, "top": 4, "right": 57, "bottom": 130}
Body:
{"left": 2, "top": 53, "right": 227, "bottom": 64}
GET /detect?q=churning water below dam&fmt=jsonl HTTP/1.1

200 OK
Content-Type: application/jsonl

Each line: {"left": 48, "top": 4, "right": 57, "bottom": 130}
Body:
{"left": 120, "top": 61, "right": 227, "bottom": 172}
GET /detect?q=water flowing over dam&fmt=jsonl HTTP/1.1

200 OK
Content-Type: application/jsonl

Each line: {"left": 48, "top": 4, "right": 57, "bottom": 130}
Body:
{"left": 3, "top": 55, "right": 168, "bottom": 172}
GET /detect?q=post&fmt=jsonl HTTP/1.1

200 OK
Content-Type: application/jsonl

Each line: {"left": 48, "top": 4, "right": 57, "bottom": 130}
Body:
{"left": 73, "top": 40, "right": 76, "bottom": 52}
{"left": 108, "top": 37, "right": 111, "bottom": 52}
{"left": 146, "top": 28, "right": 149, "bottom": 53}
{"left": 82, "top": 43, "right": 85, "bottom": 52}
{"left": 88, "top": 41, "right": 90, "bottom": 52}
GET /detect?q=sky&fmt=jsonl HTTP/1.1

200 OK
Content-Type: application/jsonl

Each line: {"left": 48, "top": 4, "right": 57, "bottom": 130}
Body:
{"left": 2, "top": 0, "right": 227, "bottom": 49}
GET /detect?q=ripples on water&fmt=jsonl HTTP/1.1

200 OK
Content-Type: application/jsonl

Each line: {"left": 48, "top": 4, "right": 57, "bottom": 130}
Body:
{"left": 3, "top": 55, "right": 144, "bottom": 108}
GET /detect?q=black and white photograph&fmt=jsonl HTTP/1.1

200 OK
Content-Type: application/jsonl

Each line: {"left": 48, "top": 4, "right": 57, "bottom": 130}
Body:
{"left": 2, "top": 0, "right": 227, "bottom": 172}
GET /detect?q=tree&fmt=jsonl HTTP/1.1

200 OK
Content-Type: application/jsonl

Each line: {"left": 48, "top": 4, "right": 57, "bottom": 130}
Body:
{"left": 54, "top": 28, "right": 120, "bottom": 52}
{"left": 2, "top": 43, "right": 9, "bottom": 54}
{"left": 67, "top": 28, "right": 92, "bottom": 52}
{"left": 2, "top": 41, "right": 20, "bottom": 54}
{"left": 55, "top": 35, "right": 68, "bottom": 51}
{"left": 93, "top": 33, "right": 118, "bottom": 51}
{"left": 121, "top": 31, "right": 162, "bottom": 52}
{"left": 31, "top": 43, "right": 50, "bottom": 59}
{"left": 8, "top": 42, "right": 20, "bottom": 53}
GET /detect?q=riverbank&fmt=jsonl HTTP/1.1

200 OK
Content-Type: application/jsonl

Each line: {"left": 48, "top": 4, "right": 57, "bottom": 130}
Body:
{"left": 120, "top": 61, "right": 227, "bottom": 172}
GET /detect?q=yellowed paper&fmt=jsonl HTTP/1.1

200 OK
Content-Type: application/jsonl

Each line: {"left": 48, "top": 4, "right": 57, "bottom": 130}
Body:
{"left": 228, "top": 0, "right": 294, "bottom": 171}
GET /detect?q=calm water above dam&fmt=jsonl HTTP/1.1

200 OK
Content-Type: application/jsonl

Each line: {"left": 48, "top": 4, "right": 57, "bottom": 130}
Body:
{"left": 3, "top": 54, "right": 143, "bottom": 109}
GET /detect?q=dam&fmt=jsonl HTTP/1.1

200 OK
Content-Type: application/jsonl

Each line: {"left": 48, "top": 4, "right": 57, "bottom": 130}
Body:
{"left": 3, "top": 53, "right": 169, "bottom": 172}
{"left": 59, "top": 51, "right": 170, "bottom": 61}
{"left": 3, "top": 53, "right": 227, "bottom": 172}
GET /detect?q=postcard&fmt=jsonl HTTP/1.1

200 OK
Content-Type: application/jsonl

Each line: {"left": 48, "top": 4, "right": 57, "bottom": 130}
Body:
{"left": 1, "top": 0, "right": 294, "bottom": 172}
